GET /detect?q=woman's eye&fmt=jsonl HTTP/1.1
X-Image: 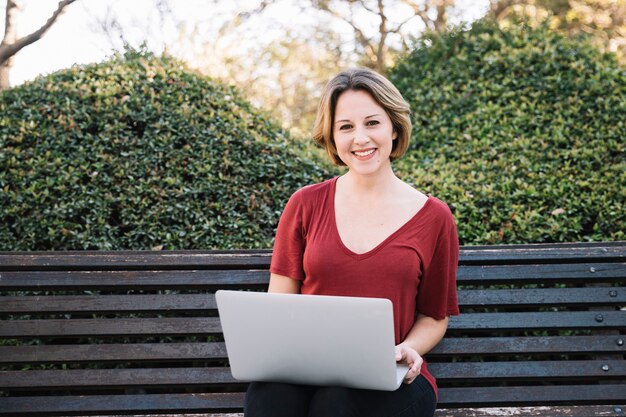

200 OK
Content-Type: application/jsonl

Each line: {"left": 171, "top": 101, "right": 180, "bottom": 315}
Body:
{"left": 339, "top": 124, "right": 353, "bottom": 130}
{"left": 367, "top": 120, "right": 380, "bottom": 126}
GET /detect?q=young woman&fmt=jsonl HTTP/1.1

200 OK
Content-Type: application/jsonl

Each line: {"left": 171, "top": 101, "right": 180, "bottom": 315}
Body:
{"left": 245, "top": 68, "right": 459, "bottom": 417}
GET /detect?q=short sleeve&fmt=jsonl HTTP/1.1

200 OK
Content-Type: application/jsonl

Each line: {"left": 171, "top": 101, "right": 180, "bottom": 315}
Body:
{"left": 269, "top": 190, "right": 306, "bottom": 281}
{"left": 416, "top": 207, "right": 460, "bottom": 319}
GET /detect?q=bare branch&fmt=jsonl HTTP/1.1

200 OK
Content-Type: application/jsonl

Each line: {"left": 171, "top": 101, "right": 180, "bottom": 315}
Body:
{"left": 0, "top": 0, "right": 77, "bottom": 65}
{"left": 315, "top": 1, "right": 377, "bottom": 60}
{"left": 400, "top": 0, "right": 434, "bottom": 31}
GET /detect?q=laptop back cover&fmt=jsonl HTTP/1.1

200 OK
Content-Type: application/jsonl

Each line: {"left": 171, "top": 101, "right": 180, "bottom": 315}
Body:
{"left": 216, "top": 290, "right": 402, "bottom": 391}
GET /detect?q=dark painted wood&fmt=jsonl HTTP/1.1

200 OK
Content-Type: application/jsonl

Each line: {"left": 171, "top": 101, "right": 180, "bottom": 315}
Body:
{"left": 457, "top": 262, "right": 625, "bottom": 284}
{"left": 429, "top": 335, "right": 626, "bottom": 356}
{"left": 0, "top": 250, "right": 273, "bottom": 271}
{"left": 0, "top": 342, "right": 228, "bottom": 364}
{"left": 3, "top": 360, "right": 624, "bottom": 390}
{"left": 430, "top": 360, "right": 626, "bottom": 381}
{"left": 2, "top": 335, "right": 624, "bottom": 365}
{"left": 437, "top": 385, "right": 626, "bottom": 407}
{"left": 458, "top": 242, "right": 626, "bottom": 265}
{"left": 0, "top": 367, "right": 238, "bottom": 389}
{"left": 1, "top": 263, "right": 622, "bottom": 291}
{"left": 0, "top": 242, "right": 624, "bottom": 416}
{"left": 0, "top": 269, "right": 269, "bottom": 290}
{"left": 1, "top": 242, "right": 624, "bottom": 271}
{"left": 0, "top": 392, "right": 246, "bottom": 415}
{"left": 4, "top": 286, "right": 622, "bottom": 314}
{"left": 458, "top": 287, "right": 626, "bottom": 308}
{"left": 0, "top": 294, "right": 219, "bottom": 314}
{"left": 0, "top": 317, "right": 222, "bottom": 338}
{"left": 0, "top": 390, "right": 624, "bottom": 415}
{"left": 2, "top": 310, "right": 623, "bottom": 338}
{"left": 448, "top": 311, "right": 626, "bottom": 331}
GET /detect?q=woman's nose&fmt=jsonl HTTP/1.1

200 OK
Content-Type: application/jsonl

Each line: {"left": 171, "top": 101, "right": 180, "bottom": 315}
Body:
{"left": 354, "top": 127, "right": 370, "bottom": 144}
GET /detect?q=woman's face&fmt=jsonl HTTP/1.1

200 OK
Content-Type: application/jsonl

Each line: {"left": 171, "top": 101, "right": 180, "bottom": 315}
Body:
{"left": 332, "top": 89, "right": 397, "bottom": 177}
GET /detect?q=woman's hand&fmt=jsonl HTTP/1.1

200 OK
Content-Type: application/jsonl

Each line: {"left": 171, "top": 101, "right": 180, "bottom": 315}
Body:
{"left": 395, "top": 343, "right": 423, "bottom": 384}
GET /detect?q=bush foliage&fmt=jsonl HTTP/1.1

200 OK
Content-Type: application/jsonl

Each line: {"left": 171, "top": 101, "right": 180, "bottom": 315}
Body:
{"left": 1, "top": 21, "right": 623, "bottom": 250}
{"left": 390, "top": 20, "right": 625, "bottom": 244}
{"left": 0, "top": 50, "right": 331, "bottom": 250}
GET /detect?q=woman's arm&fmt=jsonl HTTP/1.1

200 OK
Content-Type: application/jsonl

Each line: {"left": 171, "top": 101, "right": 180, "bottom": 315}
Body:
{"left": 268, "top": 273, "right": 301, "bottom": 294}
{"left": 395, "top": 313, "right": 449, "bottom": 384}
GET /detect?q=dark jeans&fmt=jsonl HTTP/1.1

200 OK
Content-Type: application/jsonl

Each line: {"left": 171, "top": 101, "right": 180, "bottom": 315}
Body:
{"left": 244, "top": 375, "right": 436, "bottom": 417}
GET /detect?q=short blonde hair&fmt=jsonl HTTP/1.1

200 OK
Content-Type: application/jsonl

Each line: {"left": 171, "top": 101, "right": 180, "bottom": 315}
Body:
{"left": 313, "top": 68, "right": 412, "bottom": 166}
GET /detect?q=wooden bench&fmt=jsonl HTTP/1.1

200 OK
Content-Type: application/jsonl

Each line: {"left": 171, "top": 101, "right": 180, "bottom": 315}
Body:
{"left": 1, "top": 241, "right": 625, "bottom": 416}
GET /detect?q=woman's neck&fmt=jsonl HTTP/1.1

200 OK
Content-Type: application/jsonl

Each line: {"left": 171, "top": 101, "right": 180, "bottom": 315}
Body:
{"left": 340, "top": 166, "right": 400, "bottom": 199}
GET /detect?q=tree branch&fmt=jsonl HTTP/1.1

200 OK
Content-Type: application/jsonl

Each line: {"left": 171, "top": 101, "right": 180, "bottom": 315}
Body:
{"left": 315, "top": 1, "right": 377, "bottom": 60}
{"left": 400, "top": 0, "right": 434, "bottom": 31}
{"left": 0, "top": 0, "right": 77, "bottom": 65}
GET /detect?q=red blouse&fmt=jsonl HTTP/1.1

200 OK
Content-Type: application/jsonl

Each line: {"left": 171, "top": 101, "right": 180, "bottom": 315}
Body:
{"left": 269, "top": 176, "right": 460, "bottom": 397}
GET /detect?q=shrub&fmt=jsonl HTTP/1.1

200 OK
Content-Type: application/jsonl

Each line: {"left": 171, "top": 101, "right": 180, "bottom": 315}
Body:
{"left": 390, "top": 20, "right": 625, "bottom": 244}
{"left": 0, "top": 49, "right": 332, "bottom": 250}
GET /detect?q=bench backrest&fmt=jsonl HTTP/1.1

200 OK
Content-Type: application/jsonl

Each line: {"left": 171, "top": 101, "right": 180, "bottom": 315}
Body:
{"left": 1, "top": 242, "right": 625, "bottom": 415}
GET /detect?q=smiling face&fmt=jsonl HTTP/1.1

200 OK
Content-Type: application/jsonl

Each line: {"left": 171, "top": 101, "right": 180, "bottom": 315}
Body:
{"left": 332, "top": 89, "right": 397, "bottom": 177}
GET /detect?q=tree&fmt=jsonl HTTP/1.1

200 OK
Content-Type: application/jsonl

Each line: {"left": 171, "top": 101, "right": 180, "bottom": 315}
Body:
{"left": 488, "top": 0, "right": 626, "bottom": 62}
{"left": 0, "top": 0, "right": 77, "bottom": 90}
{"left": 308, "top": 0, "right": 460, "bottom": 74}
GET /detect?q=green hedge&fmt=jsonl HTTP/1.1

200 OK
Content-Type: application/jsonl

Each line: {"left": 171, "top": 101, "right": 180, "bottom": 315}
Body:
{"left": 390, "top": 20, "right": 625, "bottom": 244}
{"left": 0, "top": 50, "right": 332, "bottom": 250}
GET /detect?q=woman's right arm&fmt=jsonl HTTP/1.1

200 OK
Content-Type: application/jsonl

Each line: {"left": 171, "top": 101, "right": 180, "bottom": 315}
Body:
{"left": 268, "top": 273, "right": 301, "bottom": 294}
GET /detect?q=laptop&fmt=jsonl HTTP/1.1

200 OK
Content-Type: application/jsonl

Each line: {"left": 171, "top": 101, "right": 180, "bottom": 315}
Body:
{"left": 215, "top": 290, "right": 409, "bottom": 391}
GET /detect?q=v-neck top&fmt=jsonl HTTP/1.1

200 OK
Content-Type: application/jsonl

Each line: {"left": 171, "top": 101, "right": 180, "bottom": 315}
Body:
{"left": 270, "top": 176, "right": 460, "bottom": 397}
{"left": 330, "top": 177, "right": 434, "bottom": 259}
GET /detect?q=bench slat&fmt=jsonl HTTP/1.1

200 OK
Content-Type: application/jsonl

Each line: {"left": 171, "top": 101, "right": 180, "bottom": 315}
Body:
{"left": 448, "top": 311, "right": 626, "bottom": 331}
{"left": 2, "top": 311, "right": 624, "bottom": 338}
{"left": 0, "top": 367, "right": 237, "bottom": 389}
{"left": 0, "top": 388, "right": 624, "bottom": 415}
{"left": 455, "top": 287, "right": 625, "bottom": 307}
{"left": 0, "top": 392, "right": 245, "bottom": 415}
{"left": 0, "top": 342, "right": 228, "bottom": 364}
{"left": 0, "top": 270, "right": 269, "bottom": 290}
{"left": 430, "top": 335, "right": 626, "bottom": 356}
{"left": 458, "top": 263, "right": 625, "bottom": 283}
{"left": 0, "top": 294, "right": 218, "bottom": 314}
{"left": 438, "top": 385, "right": 626, "bottom": 407}
{"left": 430, "top": 360, "right": 626, "bottom": 381}
{"left": 3, "top": 335, "right": 624, "bottom": 365}
{"left": 2, "top": 243, "right": 623, "bottom": 271}
{"left": 0, "top": 251, "right": 273, "bottom": 271}
{"left": 4, "top": 287, "right": 623, "bottom": 314}
{"left": 0, "top": 317, "right": 222, "bottom": 338}
{"left": 459, "top": 243, "right": 625, "bottom": 264}
{"left": 1, "top": 263, "right": 623, "bottom": 291}
{"left": 2, "top": 361, "right": 624, "bottom": 390}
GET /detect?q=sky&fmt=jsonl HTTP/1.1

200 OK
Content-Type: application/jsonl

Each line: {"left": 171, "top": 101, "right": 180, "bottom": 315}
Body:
{"left": 2, "top": 0, "right": 491, "bottom": 87}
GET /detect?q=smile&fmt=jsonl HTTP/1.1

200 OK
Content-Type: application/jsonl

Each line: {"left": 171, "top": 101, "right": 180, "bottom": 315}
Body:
{"left": 353, "top": 149, "right": 375, "bottom": 157}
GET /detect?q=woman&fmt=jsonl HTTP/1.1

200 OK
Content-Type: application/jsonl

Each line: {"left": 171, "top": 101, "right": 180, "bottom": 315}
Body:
{"left": 245, "top": 68, "right": 459, "bottom": 417}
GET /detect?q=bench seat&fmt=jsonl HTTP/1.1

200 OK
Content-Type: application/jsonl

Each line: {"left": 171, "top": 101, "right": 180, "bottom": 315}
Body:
{"left": 1, "top": 241, "right": 625, "bottom": 416}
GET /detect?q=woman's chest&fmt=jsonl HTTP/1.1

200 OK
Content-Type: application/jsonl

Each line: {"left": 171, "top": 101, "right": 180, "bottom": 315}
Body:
{"left": 334, "top": 199, "right": 424, "bottom": 255}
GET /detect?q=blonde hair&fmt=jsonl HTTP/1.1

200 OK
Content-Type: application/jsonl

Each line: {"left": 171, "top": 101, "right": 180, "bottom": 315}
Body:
{"left": 313, "top": 68, "right": 412, "bottom": 166}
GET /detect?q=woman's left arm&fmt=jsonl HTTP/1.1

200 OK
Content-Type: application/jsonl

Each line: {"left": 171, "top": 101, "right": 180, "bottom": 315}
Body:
{"left": 395, "top": 313, "right": 449, "bottom": 384}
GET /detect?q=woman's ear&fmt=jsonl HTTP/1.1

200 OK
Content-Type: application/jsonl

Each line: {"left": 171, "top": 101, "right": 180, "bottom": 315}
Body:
{"left": 392, "top": 130, "right": 398, "bottom": 140}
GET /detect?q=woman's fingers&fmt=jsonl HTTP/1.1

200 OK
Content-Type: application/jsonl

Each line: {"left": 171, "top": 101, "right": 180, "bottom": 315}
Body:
{"left": 395, "top": 344, "right": 423, "bottom": 384}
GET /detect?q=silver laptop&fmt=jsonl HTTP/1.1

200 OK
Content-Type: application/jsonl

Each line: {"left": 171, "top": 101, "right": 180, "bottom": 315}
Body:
{"left": 215, "top": 290, "right": 409, "bottom": 391}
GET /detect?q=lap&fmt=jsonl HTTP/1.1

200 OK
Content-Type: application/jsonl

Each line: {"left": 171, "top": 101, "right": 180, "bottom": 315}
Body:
{"left": 245, "top": 376, "right": 436, "bottom": 417}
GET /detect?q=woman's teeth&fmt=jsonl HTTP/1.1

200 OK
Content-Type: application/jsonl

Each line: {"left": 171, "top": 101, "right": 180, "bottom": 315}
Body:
{"left": 354, "top": 149, "right": 375, "bottom": 157}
